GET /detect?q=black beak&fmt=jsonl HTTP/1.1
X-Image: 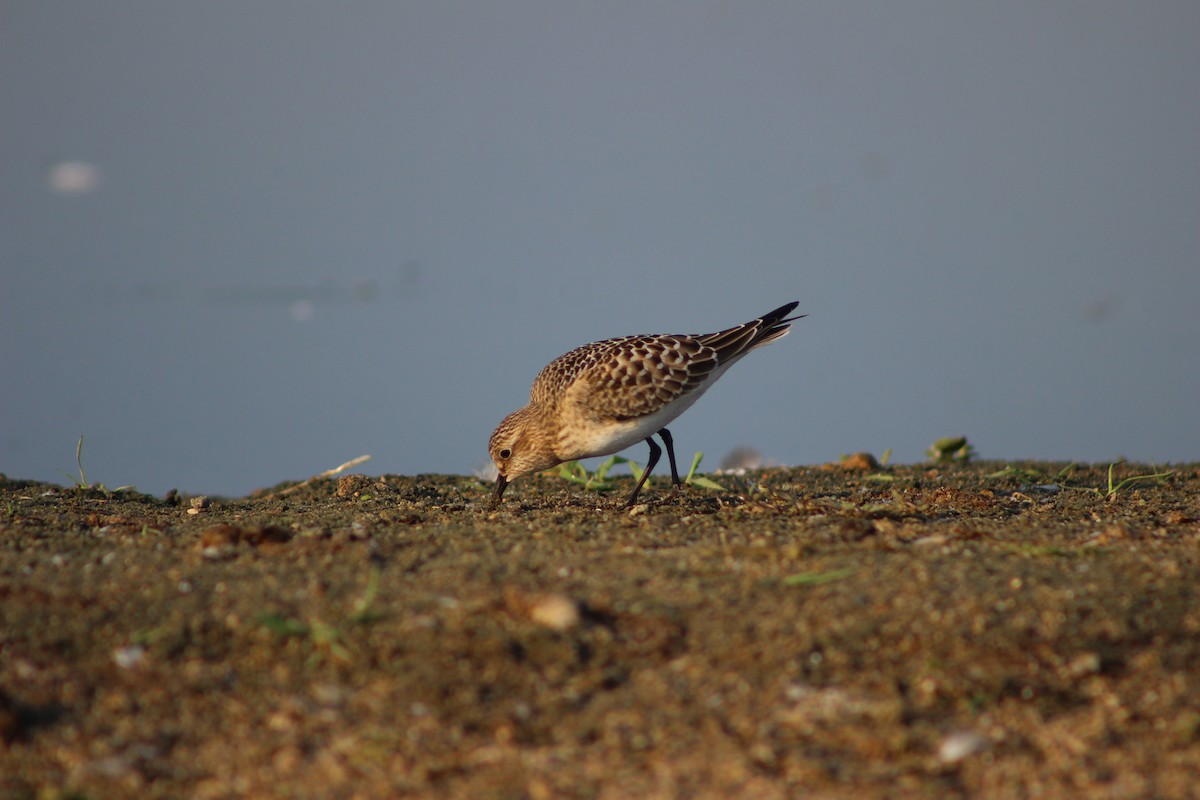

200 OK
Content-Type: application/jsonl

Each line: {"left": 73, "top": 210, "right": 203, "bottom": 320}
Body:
{"left": 493, "top": 473, "right": 508, "bottom": 504}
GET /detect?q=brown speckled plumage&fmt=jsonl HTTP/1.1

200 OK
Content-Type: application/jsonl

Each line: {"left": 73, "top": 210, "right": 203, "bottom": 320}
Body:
{"left": 530, "top": 335, "right": 712, "bottom": 419}
{"left": 489, "top": 301, "right": 803, "bottom": 507}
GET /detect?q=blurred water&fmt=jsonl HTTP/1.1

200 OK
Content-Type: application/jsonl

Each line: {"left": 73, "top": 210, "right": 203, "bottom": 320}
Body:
{"left": 2, "top": 3, "right": 1198, "bottom": 495}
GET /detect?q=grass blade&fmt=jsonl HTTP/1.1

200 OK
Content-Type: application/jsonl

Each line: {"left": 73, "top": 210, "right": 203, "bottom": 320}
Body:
{"left": 783, "top": 568, "right": 854, "bottom": 586}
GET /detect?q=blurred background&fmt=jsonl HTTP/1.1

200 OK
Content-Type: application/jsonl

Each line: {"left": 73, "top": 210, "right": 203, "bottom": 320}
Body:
{"left": 2, "top": 2, "right": 1197, "bottom": 497}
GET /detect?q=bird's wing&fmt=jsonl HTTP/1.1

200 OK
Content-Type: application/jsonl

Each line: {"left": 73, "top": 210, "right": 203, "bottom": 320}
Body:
{"left": 550, "top": 335, "right": 720, "bottom": 422}
{"left": 538, "top": 302, "right": 802, "bottom": 422}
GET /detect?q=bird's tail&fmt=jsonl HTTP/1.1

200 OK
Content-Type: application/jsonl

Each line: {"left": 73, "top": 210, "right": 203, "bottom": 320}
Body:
{"left": 700, "top": 301, "right": 804, "bottom": 362}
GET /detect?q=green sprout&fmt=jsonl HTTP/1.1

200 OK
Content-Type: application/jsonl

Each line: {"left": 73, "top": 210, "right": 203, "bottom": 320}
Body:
{"left": 57, "top": 435, "right": 134, "bottom": 493}
{"left": 58, "top": 435, "right": 92, "bottom": 489}
{"left": 554, "top": 451, "right": 727, "bottom": 492}
{"left": 926, "top": 436, "right": 975, "bottom": 464}
{"left": 783, "top": 568, "right": 854, "bottom": 586}
{"left": 553, "top": 454, "right": 631, "bottom": 491}
{"left": 258, "top": 564, "right": 384, "bottom": 666}
{"left": 1059, "top": 460, "right": 1175, "bottom": 500}
{"left": 985, "top": 464, "right": 1047, "bottom": 483}
{"left": 986, "top": 463, "right": 1084, "bottom": 487}
{"left": 683, "top": 452, "right": 726, "bottom": 491}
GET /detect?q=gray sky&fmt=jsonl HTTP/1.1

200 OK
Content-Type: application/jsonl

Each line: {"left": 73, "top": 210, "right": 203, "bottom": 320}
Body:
{"left": 2, "top": 2, "right": 1198, "bottom": 496}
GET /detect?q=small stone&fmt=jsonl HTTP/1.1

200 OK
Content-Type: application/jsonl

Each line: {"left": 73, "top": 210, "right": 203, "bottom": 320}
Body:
{"left": 336, "top": 474, "right": 372, "bottom": 497}
{"left": 528, "top": 593, "right": 582, "bottom": 632}
{"left": 937, "top": 729, "right": 989, "bottom": 763}
{"left": 201, "top": 546, "right": 233, "bottom": 561}
{"left": 839, "top": 452, "right": 881, "bottom": 471}
{"left": 113, "top": 645, "right": 146, "bottom": 669}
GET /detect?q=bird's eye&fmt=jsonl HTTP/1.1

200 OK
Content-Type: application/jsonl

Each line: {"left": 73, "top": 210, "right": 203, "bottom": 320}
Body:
{"left": 499, "top": 448, "right": 512, "bottom": 460}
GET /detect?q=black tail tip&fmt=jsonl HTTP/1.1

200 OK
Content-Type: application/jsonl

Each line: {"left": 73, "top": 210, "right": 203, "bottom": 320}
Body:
{"left": 763, "top": 300, "right": 802, "bottom": 325}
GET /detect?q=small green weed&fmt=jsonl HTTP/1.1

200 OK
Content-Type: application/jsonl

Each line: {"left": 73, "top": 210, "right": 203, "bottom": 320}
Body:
{"left": 57, "top": 435, "right": 134, "bottom": 493}
{"left": 1059, "top": 460, "right": 1175, "bottom": 500}
{"left": 986, "top": 464, "right": 1048, "bottom": 483}
{"left": 1002, "top": 542, "right": 1108, "bottom": 558}
{"left": 258, "top": 564, "right": 384, "bottom": 666}
{"left": 555, "top": 451, "right": 726, "bottom": 492}
{"left": 926, "top": 436, "right": 975, "bottom": 464}
{"left": 554, "top": 455, "right": 630, "bottom": 491}
{"left": 684, "top": 452, "right": 726, "bottom": 491}
{"left": 783, "top": 568, "right": 854, "bottom": 586}
{"left": 59, "top": 435, "right": 93, "bottom": 489}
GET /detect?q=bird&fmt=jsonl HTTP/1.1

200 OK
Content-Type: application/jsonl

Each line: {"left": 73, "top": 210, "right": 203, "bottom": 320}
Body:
{"left": 488, "top": 301, "right": 803, "bottom": 507}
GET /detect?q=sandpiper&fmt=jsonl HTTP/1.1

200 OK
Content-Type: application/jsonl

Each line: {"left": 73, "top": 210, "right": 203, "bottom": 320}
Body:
{"left": 488, "top": 301, "right": 803, "bottom": 507}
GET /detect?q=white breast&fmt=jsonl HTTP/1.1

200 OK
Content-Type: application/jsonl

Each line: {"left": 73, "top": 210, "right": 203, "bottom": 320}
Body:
{"left": 561, "top": 362, "right": 734, "bottom": 460}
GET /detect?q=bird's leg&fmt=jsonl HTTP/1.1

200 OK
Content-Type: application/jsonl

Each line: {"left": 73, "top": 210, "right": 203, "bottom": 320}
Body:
{"left": 658, "top": 428, "right": 682, "bottom": 486}
{"left": 625, "top": 436, "right": 661, "bottom": 507}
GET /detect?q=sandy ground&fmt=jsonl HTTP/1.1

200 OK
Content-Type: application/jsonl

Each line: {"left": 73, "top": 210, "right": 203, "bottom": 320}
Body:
{"left": 1, "top": 460, "right": 1198, "bottom": 799}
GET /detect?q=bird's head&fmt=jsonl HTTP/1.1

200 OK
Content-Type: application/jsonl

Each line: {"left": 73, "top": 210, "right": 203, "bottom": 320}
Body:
{"left": 488, "top": 406, "right": 561, "bottom": 503}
